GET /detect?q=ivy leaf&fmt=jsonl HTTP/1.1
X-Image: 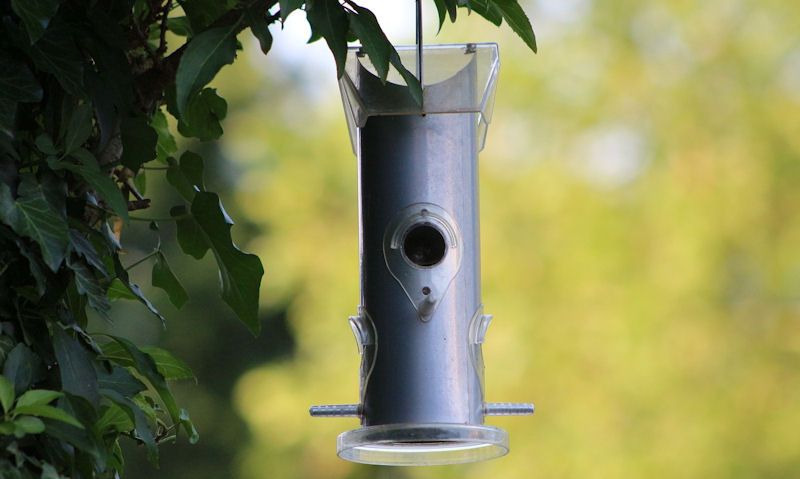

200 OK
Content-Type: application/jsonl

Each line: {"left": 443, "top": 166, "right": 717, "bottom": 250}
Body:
{"left": 2, "top": 344, "right": 44, "bottom": 396}
{"left": 106, "top": 278, "right": 138, "bottom": 301}
{"left": 152, "top": 252, "right": 188, "bottom": 309}
{"left": 120, "top": 116, "right": 158, "bottom": 171}
{"left": 51, "top": 151, "right": 129, "bottom": 222}
{"left": 175, "top": 24, "right": 238, "bottom": 115}
{"left": 177, "top": 88, "right": 228, "bottom": 141}
{"left": 62, "top": 103, "right": 93, "bottom": 155}
{"left": 67, "top": 229, "right": 109, "bottom": 277}
{"left": 13, "top": 405, "right": 84, "bottom": 429}
{"left": 111, "top": 257, "right": 165, "bottom": 325}
{"left": 26, "top": 21, "right": 84, "bottom": 96}
{"left": 190, "top": 192, "right": 264, "bottom": 333}
{"left": 11, "top": 0, "right": 60, "bottom": 44}
{"left": 0, "top": 376, "right": 14, "bottom": 413}
{"left": 245, "top": 4, "right": 273, "bottom": 54}
{"left": 492, "top": 0, "right": 537, "bottom": 52}
{"left": 348, "top": 6, "right": 391, "bottom": 82}
{"left": 141, "top": 347, "right": 194, "bottom": 381}
{"left": 0, "top": 56, "right": 43, "bottom": 103}
{"left": 52, "top": 328, "right": 100, "bottom": 408}
{"left": 151, "top": 109, "right": 177, "bottom": 163}
{"left": 172, "top": 205, "right": 208, "bottom": 259}
{"left": 279, "top": 0, "right": 304, "bottom": 22}
{"left": 306, "top": 0, "right": 349, "bottom": 78}
{"left": 67, "top": 256, "right": 111, "bottom": 317}
{"left": 0, "top": 178, "right": 69, "bottom": 272}
{"left": 166, "top": 151, "right": 205, "bottom": 202}
{"left": 15, "top": 389, "right": 63, "bottom": 408}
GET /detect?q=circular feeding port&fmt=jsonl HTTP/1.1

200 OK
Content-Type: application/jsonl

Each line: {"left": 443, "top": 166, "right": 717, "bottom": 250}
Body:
{"left": 403, "top": 224, "right": 447, "bottom": 267}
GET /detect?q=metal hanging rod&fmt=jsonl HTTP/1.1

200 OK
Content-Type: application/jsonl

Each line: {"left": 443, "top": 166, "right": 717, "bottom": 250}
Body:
{"left": 415, "top": 0, "right": 423, "bottom": 86}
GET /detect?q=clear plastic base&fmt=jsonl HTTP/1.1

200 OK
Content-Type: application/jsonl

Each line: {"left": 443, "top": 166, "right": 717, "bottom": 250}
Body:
{"left": 337, "top": 424, "right": 509, "bottom": 466}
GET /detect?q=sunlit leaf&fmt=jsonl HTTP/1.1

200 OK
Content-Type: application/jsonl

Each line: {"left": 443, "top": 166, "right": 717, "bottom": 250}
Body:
{"left": 175, "top": 24, "right": 238, "bottom": 115}
{"left": 306, "top": 0, "right": 349, "bottom": 78}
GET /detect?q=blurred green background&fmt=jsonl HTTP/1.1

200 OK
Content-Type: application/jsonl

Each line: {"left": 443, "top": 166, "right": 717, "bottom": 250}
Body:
{"left": 98, "top": 0, "right": 800, "bottom": 477}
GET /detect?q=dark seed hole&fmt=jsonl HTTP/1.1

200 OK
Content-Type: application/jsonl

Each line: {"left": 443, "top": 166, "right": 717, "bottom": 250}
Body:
{"left": 403, "top": 224, "right": 446, "bottom": 267}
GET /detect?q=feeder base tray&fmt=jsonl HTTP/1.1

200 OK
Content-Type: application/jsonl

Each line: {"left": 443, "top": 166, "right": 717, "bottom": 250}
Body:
{"left": 337, "top": 423, "right": 509, "bottom": 466}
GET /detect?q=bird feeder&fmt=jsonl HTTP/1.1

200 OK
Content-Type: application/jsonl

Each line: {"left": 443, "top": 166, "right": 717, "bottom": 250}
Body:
{"left": 310, "top": 35, "right": 533, "bottom": 466}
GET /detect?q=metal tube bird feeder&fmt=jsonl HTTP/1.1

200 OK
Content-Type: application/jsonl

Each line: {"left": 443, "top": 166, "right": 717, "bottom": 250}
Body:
{"left": 310, "top": 8, "right": 533, "bottom": 466}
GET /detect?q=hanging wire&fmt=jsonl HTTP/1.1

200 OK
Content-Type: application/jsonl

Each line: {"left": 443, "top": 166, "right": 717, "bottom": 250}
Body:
{"left": 415, "top": 0, "right": 423, "bottom": 86}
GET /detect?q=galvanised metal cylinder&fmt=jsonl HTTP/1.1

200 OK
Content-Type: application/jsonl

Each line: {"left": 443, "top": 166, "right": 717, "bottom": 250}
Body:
{"left": 311, "top": 44, "right": 533, "bottom": 466}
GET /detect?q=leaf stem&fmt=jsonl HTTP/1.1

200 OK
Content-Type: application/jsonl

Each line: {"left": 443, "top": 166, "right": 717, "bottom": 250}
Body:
{"left": 125, "top": 250, "right": 160, "bottom": 271}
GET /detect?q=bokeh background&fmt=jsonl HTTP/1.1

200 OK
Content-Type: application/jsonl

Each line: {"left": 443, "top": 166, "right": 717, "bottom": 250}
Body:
{"left": 97, "top": 0, "right": 800, "bottom": 477}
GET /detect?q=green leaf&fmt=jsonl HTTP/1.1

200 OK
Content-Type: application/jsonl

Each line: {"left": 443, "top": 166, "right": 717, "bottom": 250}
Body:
{"left": 432, "top": 0, "right": 448, "bottom": 30}
{"left": 120, "top": 116, "right": 158, "bottom": 171}
{"left": 0, "top": 56, "right": 42, "bottom": 103}
{"left": 179, "top": 408, "right": 199, "bottom": 444}
{"left": 12, "top": 416, "right": 45, "bottom": 436}
{"left": 172, "top": 205, "right": 209, "bottom": 259}
{"left": 466, "top": 0, "right": 503, "bottom": 26}
{"left": 0, "top": 376, "right": 14, "bottom": 413}
{"left": 191, "top": 192, "right": 264, "bottom": 333}
{"left": 67, "top": 229, "right": 109, "bottom": 277}
{"left": 0, "top": 178, "right": 69, "bottom": 272}
{"left": 348, "top": 6, "right": 391, "bottom": 82}
{"left": 96, "top": 402, "right": 133, "bottom": 433}
{"left": 182, "top": 0, "right": 228, "bottom": 31}
{"left": 167, "top": 151, "right": 205, "bottom": 202}
{"left": 389, "top": 52, "right": 423, "bottom": 106}
{"left": 13, "top": 405, "right": 83, "bottom": 429}
{"left": 15, "top": 389, "right": 62, "bottom": 408}
{"left": 112, "top": 257, "right": 165, "bottom": 324}
{"left": 141, "top": 346, "right": 194, "bottom": 380}
{"left": 306, "top": 0, "right": 349, "bottom": 78}
{"left": 167, "top": 16, "right": 193, "bottom": 37}
{"left": 67, "top": 256, "right": 111, "bottom": 316}
{"left": 51, "top": 151, "right": 129, "bottom": 222}
{"left": 102, "top": 389, "right": 158, "bottom": 463}
{"left": 151, "top": 109, "right": 176, "bottom": 163}
{"left": 177, "top": 88, "right": 228, "bottom": 141}
{"left": 106, "top": 337, "right": 181, "bottom": 432}
{"left": 26, "top": 20, "right": 84, "bottom": 95}
{"left": 97, "top": 365, "right": 146, "bottom": 397}
{"left": 0, "top": 99, "right": 15, "bottom": 130}
{"left": 175, "top": 24, "right": 238, "bottom": 115}
{"left": 11, "top": 0, "right": 59, "bottom": 44}
{"left": 2, "top": 344, "right": 44, "bottom": 396}
{"left": 35, "top": 134, "right": 58, "bottom": 155}
{"left": 52, "top": 328, "right": 100, "bottom": 407}
{"left": 62, "top": 102, "right": 93, "bottom": 155}
{"left": 107, "top": 278, "right": 137, "bottom": 301}
{"left": 492, "top": 0, "right": 537, "bottom": 52}
{"left": 245, "top": 4, "right": 273, "bottom": 54}
{"left": 152, "top": 252, "right": 188, "bottom": 309}
{"left": 279, "top": 0, "right": 305, "bottom": 22}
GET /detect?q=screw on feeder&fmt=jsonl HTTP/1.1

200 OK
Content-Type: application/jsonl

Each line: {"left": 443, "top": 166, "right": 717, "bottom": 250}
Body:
{"left": 311, "top": 2, "right": 533, "bottom": 467}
